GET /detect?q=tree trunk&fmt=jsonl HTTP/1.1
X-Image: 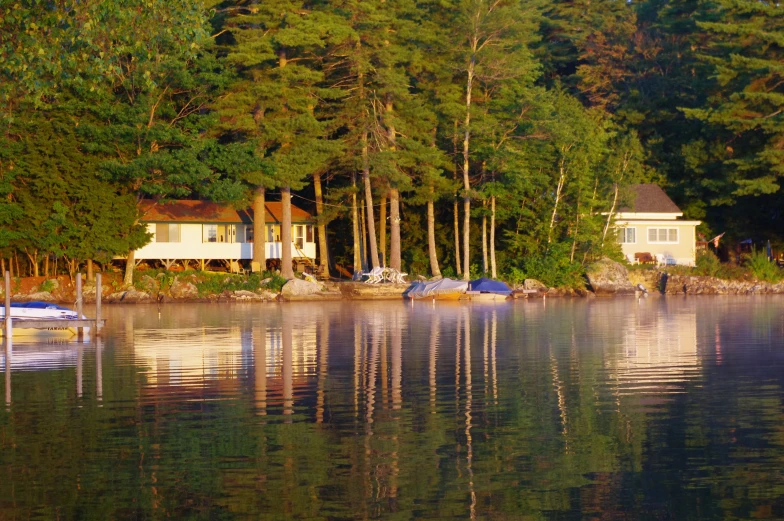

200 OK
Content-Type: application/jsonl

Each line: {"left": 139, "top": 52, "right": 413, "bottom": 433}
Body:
{"left": 352, "top": 172, "right": 362, "bottom": 276}
{"left": 461, "top": 42, "right": 477, "bottom": 281}
{"left": 454, "top": 200, "right": 461, "bottom": 275}
{"left": 380, "top": 194, "right": 387, "bottom": 267}
{"left": 253, "top": 186, "right": 267, "bottom": 272}
{"left": 362, "top": 132, "right": 379, "bottom": 269}
{"left": 548, "top": 154, "right": 567, "bottom": 245}
{"left": 389, "top": 187, "right": 401, "bottom": 272}
{"left": 360, "top": 200, "right": 367, "bottom": 271}
{"left": 23, "top": 249, "right": 39, "bottom": 278}
{"left": 124, "top": 249, "right": 135, "bottom": 287}
{"left": 87, "top": 259, "right": 94, "bottom": 282}
{"left": 280, "top": 186, "right": 295, "bottom": 279}
{"left": 490, "top": 195, "right": 497, "bottom": 279}
{"left": 482, "top": 200, "right": 488, "bottom": 275}
{"left": 44, "top": 255, "right": 48, "bottom": 278}
{"left": 313, "top": 173, "right": 329, "bottom": 275}
{"left": 427, "top": 186, "right": 441, "bottom": 278}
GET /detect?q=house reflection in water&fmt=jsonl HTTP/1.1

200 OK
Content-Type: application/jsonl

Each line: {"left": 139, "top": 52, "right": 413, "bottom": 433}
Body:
{"left": 131, "top": 323, "right": 318, "bottom": 410}
{"left": 608, "top": 301, "right": 700, "bottom": 396}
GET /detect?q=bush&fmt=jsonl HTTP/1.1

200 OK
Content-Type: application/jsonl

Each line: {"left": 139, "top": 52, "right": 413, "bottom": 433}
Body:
{"left": 745, "top": 247, "right": 782, "bottom": 283}
{"left": 505, "top": 243, "right": 586, "bottom": 289}
{"left": 39, "top": 279, "right": 56, "bottom": 293}
{"left": 694, "top": 250, "right": 722, "bottom": 278}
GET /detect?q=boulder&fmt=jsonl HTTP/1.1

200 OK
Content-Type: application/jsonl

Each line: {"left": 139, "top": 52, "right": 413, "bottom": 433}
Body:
{"left": 15, "top": 291, "right": 57, "bottom": 302}
{"left": 628, "top": 269, "right": 664, "bottom": 294}
{"left": 81, "top": 284, "right": 111, "bottom": 303}
{"left": 281, "top": 278, "right": 323, "bottom": 297}
{"left": 586, "top": 258, "right": 636, "bottom": 296}
{"left": 232, "top": 290, "right": 277, "bottom": 301}
{"left": 523, "top": 279, "right": 548, "bottom": 291}
{"left": 137, "top": 275, "right": 159, "bottom": 294}
{"left": 107, "top": 290, "right": 151, "bottom": 303}
{"left": 169, "top": 278, "right": 199, "bottom": 299}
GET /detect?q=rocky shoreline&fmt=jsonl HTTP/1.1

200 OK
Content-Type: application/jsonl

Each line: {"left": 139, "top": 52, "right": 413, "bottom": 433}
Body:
{"left": 2, "top": 260, "right": 784, "bottom": 305}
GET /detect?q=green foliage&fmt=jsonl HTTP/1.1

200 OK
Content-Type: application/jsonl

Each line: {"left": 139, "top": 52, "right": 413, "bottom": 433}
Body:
{"left": 193, "top": 270, "right": 287, "bottom": 296}
{"left": 505, "top": 243, "right": 586, "bottom": 289}
{"left": 745, "top": 248, "right": 783, "bottom": 284}
{"left": 694, "top": 250, "right": 723, "bottom": 278}
{"left": 128, "top": 268, "right": 286, "bottom": 296}
{"left": 39, "top": 280, "right": 56, "bottom": 293}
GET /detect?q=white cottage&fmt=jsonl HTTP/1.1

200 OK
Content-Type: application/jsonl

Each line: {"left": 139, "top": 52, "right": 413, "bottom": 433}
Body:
{"left": 616, "top": 184, "right": 701, "bottom": 266}
{"left": 133, "top": 200, "right": 316, "bottom": 271}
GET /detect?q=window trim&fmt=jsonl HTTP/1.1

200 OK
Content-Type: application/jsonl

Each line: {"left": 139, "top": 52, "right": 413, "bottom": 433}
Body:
{"left": 647, "top": 227, "right": 679, "bottom": 244}
{"left": 618, "top": 227, "right": 636, "bottom": 244}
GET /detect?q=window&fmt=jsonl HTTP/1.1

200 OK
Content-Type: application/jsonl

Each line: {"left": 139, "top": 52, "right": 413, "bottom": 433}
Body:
{"left": 647, "top": 228, "right": 678, "bottom": 243}
{"left": 245, "top": 225, "right": 254, "bottom": 243}
{"left": 294, "top": 225, "right": 305, "bottom": 249}
{"left": 156, "top": 223, "right": 180, "bottom": 243}
{"left": 306, "top": 225, "right": 313, "bottom": 243}
{"left": 203, "top": 224, "right": 217, "bottom": 243}
{"left": 618, "top": 227, "right": 636, "bottom": 244}
{"left": 203, "top": 224, "right": 233, "bottom": 243}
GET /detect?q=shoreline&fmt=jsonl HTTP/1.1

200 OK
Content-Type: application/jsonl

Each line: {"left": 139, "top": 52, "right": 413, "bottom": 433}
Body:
{"left": 3, "top": 273, "right": 784, "bottom": 305}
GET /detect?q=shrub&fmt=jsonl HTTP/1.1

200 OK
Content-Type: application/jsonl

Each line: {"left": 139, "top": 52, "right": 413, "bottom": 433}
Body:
{"left": 745, "top": 247, "right": 782, "bottom": 283}
{"left": 694, "top": 250, "right": 722, "bottom": 278}
{"left": 506, "top": 243, "right": 586, "bottom": 289}
{"left": 39, "top": 279, "right": 56, "bottom": 293}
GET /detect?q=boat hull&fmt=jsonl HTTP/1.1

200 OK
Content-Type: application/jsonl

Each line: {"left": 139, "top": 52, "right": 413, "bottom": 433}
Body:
{"left": 462, "top": 292, "right": 510, "bottom": 301}
{"left": 0, "top": 326, "right": 78, "bottom": 337}
{"left": 411, "top": 291, "right": 464, "bottom": 301}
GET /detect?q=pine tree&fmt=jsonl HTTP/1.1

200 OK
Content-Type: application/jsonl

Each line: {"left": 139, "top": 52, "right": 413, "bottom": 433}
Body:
{"left": 682, "top": 0, "right": 784, "bottom": 237}
{"left": 218, "top": 0, "right": 345, "bottom": 278}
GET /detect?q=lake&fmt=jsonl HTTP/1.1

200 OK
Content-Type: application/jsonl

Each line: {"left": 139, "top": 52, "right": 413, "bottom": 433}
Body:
{"left": 1, "top": 297, "right": 783, "bottom": 520}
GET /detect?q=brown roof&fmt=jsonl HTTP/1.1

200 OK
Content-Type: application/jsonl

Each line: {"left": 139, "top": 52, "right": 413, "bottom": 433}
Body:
{"left": 139, "top": 200, "right": 312, "bottom": 224}
{"left": 619, "top": 184, "right": 682, "bottom": 213}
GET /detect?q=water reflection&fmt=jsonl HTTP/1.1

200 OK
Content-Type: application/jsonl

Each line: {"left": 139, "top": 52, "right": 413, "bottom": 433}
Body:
{"left": 1, "top": 298, "right": 784, "bottom": 520}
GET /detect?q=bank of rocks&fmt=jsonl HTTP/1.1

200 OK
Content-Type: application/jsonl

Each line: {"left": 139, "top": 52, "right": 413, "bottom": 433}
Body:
{"left": 663, "top": 274, "right": 784, "bottom": 295}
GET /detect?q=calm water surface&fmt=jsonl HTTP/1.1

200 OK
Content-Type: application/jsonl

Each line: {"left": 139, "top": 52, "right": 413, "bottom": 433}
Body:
{"left": 1, "top": 297, "right": 784, "bottom": 520}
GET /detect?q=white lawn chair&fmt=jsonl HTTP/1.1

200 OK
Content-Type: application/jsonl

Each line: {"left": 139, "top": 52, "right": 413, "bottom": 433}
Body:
{"left": 364, "top": 266, "right": 384, "bottom": 284}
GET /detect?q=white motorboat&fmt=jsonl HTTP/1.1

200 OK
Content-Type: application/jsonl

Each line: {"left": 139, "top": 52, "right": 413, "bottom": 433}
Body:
{"left": 0, "top": 302, "right": 84, "bottom": 336}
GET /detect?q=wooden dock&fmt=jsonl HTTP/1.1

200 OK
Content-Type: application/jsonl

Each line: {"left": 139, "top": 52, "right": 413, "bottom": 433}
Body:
{"left": 2, "top": 271, "right": 105, "bottom": 338}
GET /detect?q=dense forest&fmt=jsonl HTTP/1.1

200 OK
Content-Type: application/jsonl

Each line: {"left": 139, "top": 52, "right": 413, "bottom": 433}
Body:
{"left": 0, "top": 0, "right": 781, "bottom": 284}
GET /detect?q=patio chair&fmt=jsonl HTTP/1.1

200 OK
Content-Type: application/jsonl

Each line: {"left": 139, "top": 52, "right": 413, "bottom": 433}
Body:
{"left": 364, "top": 266, "right": 385, "bottom": 284}
{"left": 655, "top": 253, "right": 677, "bottom": 267}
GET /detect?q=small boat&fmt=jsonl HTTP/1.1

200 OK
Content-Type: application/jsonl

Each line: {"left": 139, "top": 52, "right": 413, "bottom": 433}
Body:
{"left": 462, "top": 277, "right": 512, "bottom": 301}
{"left": 0, "top": 302, "right": 84, "bottom": 337}
{"left": 406, "top": 278, "right": 468, "bottom": 301}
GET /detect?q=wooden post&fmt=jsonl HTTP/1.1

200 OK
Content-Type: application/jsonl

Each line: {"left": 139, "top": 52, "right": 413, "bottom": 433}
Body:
{"left": 76, "top": 273, "right": 83, "bottom": 339}
{"left": 4, "top": 271, "right": 11, "bottom": 339}
{"left": 95, "top": 272, "right": 102, "bottom": 337}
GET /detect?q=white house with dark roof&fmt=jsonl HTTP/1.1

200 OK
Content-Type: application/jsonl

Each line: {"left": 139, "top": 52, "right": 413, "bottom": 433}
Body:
{"left": 132, "top": 200, "right": 316, "bottom": 270}
{"left": 615, "top": 184, "right": 701, "bottom": 266}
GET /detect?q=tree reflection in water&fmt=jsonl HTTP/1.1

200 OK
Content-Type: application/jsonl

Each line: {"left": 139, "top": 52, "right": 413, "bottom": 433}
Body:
{"left": 0, "top": 298, "right": 783, "bottom": 519}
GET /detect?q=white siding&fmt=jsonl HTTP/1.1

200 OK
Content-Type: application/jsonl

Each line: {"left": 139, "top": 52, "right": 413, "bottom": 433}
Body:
{"left": 135, "top": 223, "right": 316, "bottom": 260}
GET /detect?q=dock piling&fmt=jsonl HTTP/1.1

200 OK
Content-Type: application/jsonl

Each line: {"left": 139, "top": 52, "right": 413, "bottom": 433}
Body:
{"left": 4, "top": 271, "right": 10, "bottom": 340}
{"left": 76, "top": 273, "right": 83, "bottom": 339}
{"left": 95, "top": 273, "right": 102, "bottom": 337}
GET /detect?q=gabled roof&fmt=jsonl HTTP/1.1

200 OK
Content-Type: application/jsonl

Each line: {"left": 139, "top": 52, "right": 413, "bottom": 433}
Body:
{"left": 139, "top": 200, "right": 312, "bottom": 224}
{"left": 619, "top": 184, "right": 682, "bottom": 214}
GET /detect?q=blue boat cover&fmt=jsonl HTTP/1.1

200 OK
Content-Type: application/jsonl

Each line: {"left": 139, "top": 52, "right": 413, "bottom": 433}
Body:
{"left": 10, "top": 301, "right": 71, "bottom": 310}
{"left": 469, "top": 277, "right": 512, "bottom": 296}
